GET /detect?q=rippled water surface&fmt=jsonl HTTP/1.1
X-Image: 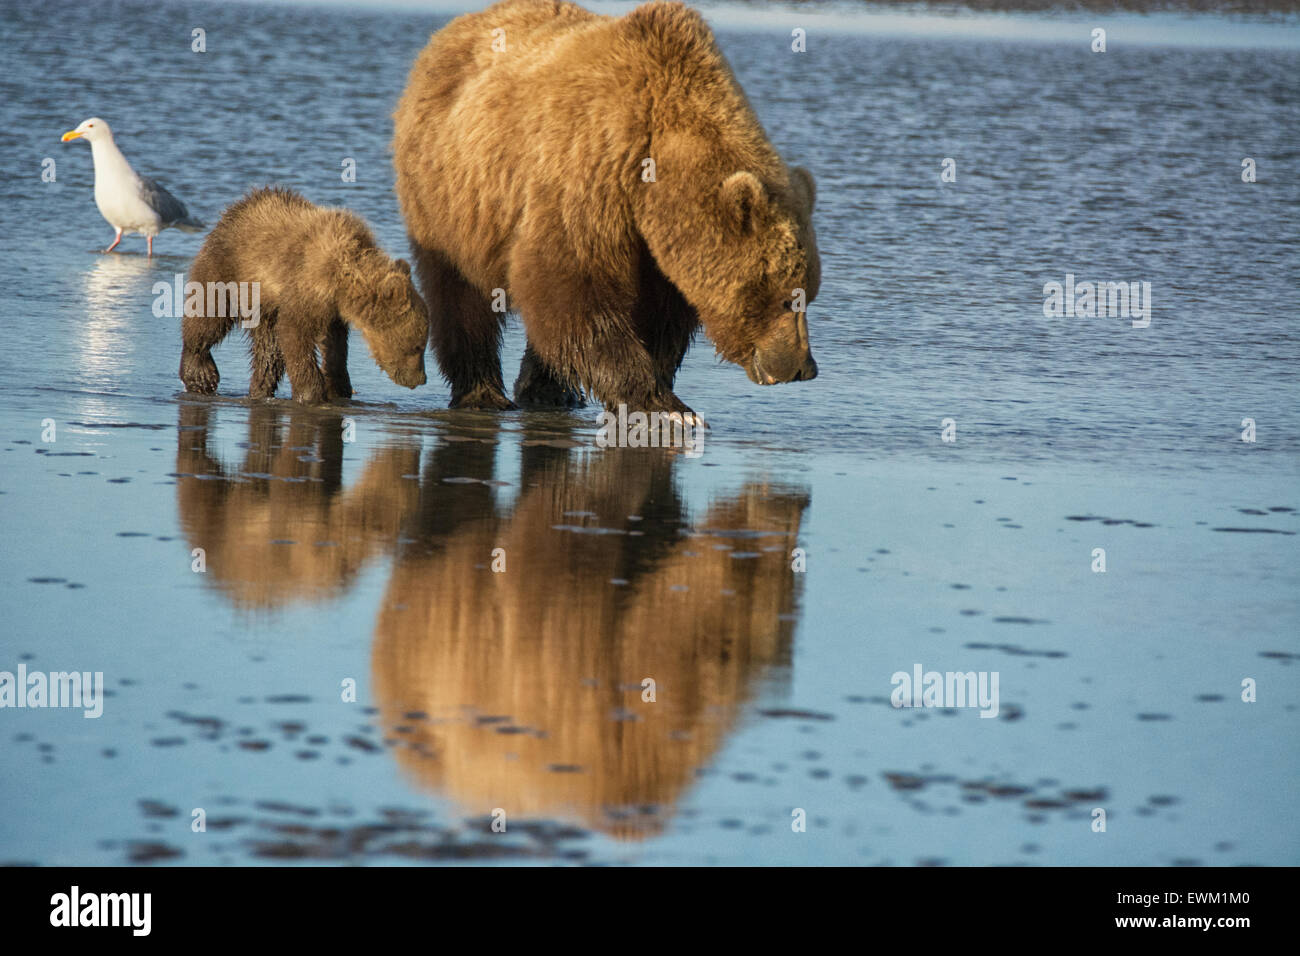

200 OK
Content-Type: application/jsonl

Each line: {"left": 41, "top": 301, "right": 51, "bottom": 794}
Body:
{"left": 0, "top": 0, "right": 1297, "bottom": 865}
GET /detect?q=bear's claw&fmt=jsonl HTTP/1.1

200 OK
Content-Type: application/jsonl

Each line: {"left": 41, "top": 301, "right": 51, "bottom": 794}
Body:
{"left": 180, "top": 352, "right": 220, "bottom": 394}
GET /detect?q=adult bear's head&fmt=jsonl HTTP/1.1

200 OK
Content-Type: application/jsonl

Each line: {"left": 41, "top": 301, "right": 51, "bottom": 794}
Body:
{"left": 714, "top": 166, "right": 820, "bottom": 386}
{"left": 624, "top": 1, "right": 821, "bottom": 389}
{"left": 640, "top": 159, "right": 821, "bottom": 388}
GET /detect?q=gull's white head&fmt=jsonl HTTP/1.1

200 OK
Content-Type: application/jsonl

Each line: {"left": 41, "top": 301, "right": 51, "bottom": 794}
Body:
{"left": 61, "top": 117, "right": 112, "bottom": 144}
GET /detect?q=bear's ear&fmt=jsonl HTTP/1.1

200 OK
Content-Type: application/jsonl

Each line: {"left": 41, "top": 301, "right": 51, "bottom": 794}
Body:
{"left": 380, "top": 269, "right": 407, "bottom": 302}
{"left": 722, "top": 171, "right": 765, "bottom": 233}
{"left": 791, "top": 166, "right": 816, "bottom": 211}
{"left": 395, "top": 258, "right": 412, "bottom": 276}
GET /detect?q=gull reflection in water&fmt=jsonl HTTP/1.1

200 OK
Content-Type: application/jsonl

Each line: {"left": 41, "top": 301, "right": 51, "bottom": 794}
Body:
{"left": 80, "top": 257, "right": 154, "bottom": 390}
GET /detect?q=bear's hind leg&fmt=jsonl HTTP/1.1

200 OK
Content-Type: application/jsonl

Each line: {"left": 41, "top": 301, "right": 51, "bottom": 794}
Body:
{"left": 322, "top": 317, "right": 353, "bottom": 401}
{"left": 277, "top": 314, "right": 329, "bottom": 405}
{"left": 413, "top": 244, "right": 515, "bottom": 410}
{"left": 513, "top": 340, "right": 584, "bottom": 408}
{"left": 248, "top": 317, "right": 285, "bottom": 399}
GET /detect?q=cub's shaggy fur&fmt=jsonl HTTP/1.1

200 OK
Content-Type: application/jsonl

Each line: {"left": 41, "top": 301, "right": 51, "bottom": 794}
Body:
{"left": 180, "top": 187, "right": 429, "bottom": 404}
{"left": 393, "top": 0, "right": 820, "bottom": 416}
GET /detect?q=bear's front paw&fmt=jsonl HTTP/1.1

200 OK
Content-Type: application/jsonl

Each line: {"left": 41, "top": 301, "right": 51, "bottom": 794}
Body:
{"left": 666, "top": 409, "right": 708, "bottom": 431}
{"left": 514, "top": 377, "right": 584, "bottom": 409}
{"left": 450, "top": 384, "right": 517, "bottom": 411}
{"left": 325, "top": 377, "right": 354, "bottom": 402}
{"left": 180, "top": 352, "right": 219, "bottom": 394}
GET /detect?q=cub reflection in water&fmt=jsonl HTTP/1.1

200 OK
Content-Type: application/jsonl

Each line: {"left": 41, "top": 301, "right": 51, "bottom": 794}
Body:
{"left": 373, "top": 434, "right": 810, "bottom": 839}
{"left": 174, "top": 401, "right": 421, "bottom": 609}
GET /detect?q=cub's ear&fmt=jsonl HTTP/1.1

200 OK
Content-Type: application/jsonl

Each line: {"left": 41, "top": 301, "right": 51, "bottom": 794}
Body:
{"left": 790, "top": 166, "right": 816, "bottom": 211}
{"left": 394, "top": 258, "right": 412, "bottom": 276}
{"left": 722, "top": 171, "right": 765, "bottom": 233}
{"left": 380, "top": 269, "right": 408, "bottom": 301}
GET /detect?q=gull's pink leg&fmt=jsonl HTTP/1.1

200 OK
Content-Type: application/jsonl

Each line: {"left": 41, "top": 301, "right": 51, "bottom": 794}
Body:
{"left": 147, "top": 235, "right": 154, "bottom": 257}
{"left": 104, "top": 228, "right": 123, "bottom": 253}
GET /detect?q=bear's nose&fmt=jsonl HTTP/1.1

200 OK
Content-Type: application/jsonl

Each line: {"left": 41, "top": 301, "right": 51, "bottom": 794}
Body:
{"left": 793, "top": 355, "right": 818, "bottom": 382}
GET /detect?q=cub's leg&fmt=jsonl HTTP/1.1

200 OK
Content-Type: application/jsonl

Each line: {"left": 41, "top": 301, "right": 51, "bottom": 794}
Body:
{"left": 277, "top": 309, "right": 329, "bottom": 405}
{"left": 248, "top": 313, "right": 285, "bottom": 399}
{"left": 179, "top": 250, "right": 238, "bottom": 393}
{"left": 180, "top": 314, "right": 236, "bottom": 394}
{"left": 321, "top": 317, "right": 353, "bottom": 400}
{"left": 513, "top": 340, "right": 584, "bottom": 408}
{"left": 412, "top": 242, "right": 514, "bottom": 410}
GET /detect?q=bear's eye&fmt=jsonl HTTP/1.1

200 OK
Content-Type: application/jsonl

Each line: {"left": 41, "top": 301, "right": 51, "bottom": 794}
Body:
{"left": 781, "top": 300, "right": 793, "bottom": 312}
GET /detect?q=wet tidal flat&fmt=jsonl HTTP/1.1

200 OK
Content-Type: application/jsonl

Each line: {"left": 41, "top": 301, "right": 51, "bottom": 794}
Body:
{"left": 0, "top": 391, "right": 1296, "bottom": 865}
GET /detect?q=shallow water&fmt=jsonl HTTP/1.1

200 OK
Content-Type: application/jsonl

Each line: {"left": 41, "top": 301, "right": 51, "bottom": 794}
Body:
{"left": 0, "top": 0, "right": 1297, "bottom": 865}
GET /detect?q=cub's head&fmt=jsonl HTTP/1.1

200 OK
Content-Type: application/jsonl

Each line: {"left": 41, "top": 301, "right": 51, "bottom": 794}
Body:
{"left": 358, "top": 258, "right": 429, "bottom": 389}
{"left": 698, "top": 166, "right": 820, "bottom": 387}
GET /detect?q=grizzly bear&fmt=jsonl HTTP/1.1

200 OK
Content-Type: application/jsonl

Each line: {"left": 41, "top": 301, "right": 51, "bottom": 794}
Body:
{"left": 179, "top": 187, "right": 429, "bottom": 404}
{"left": 392, "top": 0, "right": 820, "bottom": 417}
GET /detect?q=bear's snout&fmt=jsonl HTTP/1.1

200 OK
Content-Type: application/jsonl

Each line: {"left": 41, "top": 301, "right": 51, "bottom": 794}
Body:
{"left": 387, "top": 351, "right": 427, "bottom": 389}
{"left": 747, "top": 311, "right": 817, "bottom": 386}
{"left": 747, "top": 350, "right": 818, "bottom": 386}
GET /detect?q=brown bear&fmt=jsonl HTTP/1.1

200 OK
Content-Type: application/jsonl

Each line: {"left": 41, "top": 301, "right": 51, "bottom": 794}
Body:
{"left": 179, "top": 187, "right": 429, "bottom": 404}
{"left": 392, "top": 0, "right": 820, "bottom": 417}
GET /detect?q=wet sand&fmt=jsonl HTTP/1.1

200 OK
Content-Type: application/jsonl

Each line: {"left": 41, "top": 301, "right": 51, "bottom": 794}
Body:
{"left": 1, "top": 387, "right": 1295, "bottom": 865}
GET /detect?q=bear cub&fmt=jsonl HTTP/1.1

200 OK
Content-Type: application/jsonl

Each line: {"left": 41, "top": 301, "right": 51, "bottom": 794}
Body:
{"left": 179, "top": 187, "right": 429, "bottom": 404}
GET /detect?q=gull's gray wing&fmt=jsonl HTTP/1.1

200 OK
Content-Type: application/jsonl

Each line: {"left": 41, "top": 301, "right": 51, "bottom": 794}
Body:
{"left": 138, "top": 175, "right": 204, "bottom": 229}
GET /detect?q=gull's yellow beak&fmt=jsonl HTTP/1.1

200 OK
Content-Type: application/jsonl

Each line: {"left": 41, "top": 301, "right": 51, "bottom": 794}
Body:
{"left": 61, "top": 130, "right": 82, "bottom": 142}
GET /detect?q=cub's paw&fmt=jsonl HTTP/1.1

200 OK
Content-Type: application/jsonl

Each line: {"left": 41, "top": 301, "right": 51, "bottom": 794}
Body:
{"left": 289, "top": 377, "right": 327, "bottom": 405}
{"left": 180, "top": 352, "right": 219, "bottom": 394}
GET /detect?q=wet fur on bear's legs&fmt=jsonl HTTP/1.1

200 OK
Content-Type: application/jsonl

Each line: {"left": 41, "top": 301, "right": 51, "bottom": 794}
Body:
{"left": 179, "top": 251, "right": 237, "bottom": 394}
{"left": 506, "top": 240, "right": 696, "bottom": 416}
{"left": 277, "top": 310, "right": 331, "bottom": 405}
{"left": 322, "top": 318, "right": 353, "bottom": 400}
{"left": 509, "top": 244, "right": 693, "bottom": 417}
{"left": 179, "top": 312, "right": 236, "bottom": 394}
{"left": 248, "top": 316, "right": 284, "bottom": 399}
{"left": 514, "top": 341, "right": 584, "bottom": 408}
{"left": 634, "top": 255, "right": 699, "bottom": 399}
{"left": 413, "top": 243, "right": 515, "bottom": 411}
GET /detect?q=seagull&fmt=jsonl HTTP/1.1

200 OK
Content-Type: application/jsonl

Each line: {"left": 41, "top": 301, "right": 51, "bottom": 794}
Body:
{"left": 61, "top": 117, "right": 204, "bottom": 256}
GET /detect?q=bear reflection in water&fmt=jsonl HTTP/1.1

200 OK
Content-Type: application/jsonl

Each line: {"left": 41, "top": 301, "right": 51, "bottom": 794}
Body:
{"left": 175, "top": 402, "right": 420, "bottom": 608}
{"left": 175, "top": 402, "right": 809, "bottom": 837}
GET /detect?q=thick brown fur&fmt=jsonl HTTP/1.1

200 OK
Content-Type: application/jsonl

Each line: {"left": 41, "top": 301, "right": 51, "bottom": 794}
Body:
{"left": 179, "top": 187, "right": 429, "bottom": 404}
{"left": 392, "top": 0, "right": 820, "bottom": 415}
